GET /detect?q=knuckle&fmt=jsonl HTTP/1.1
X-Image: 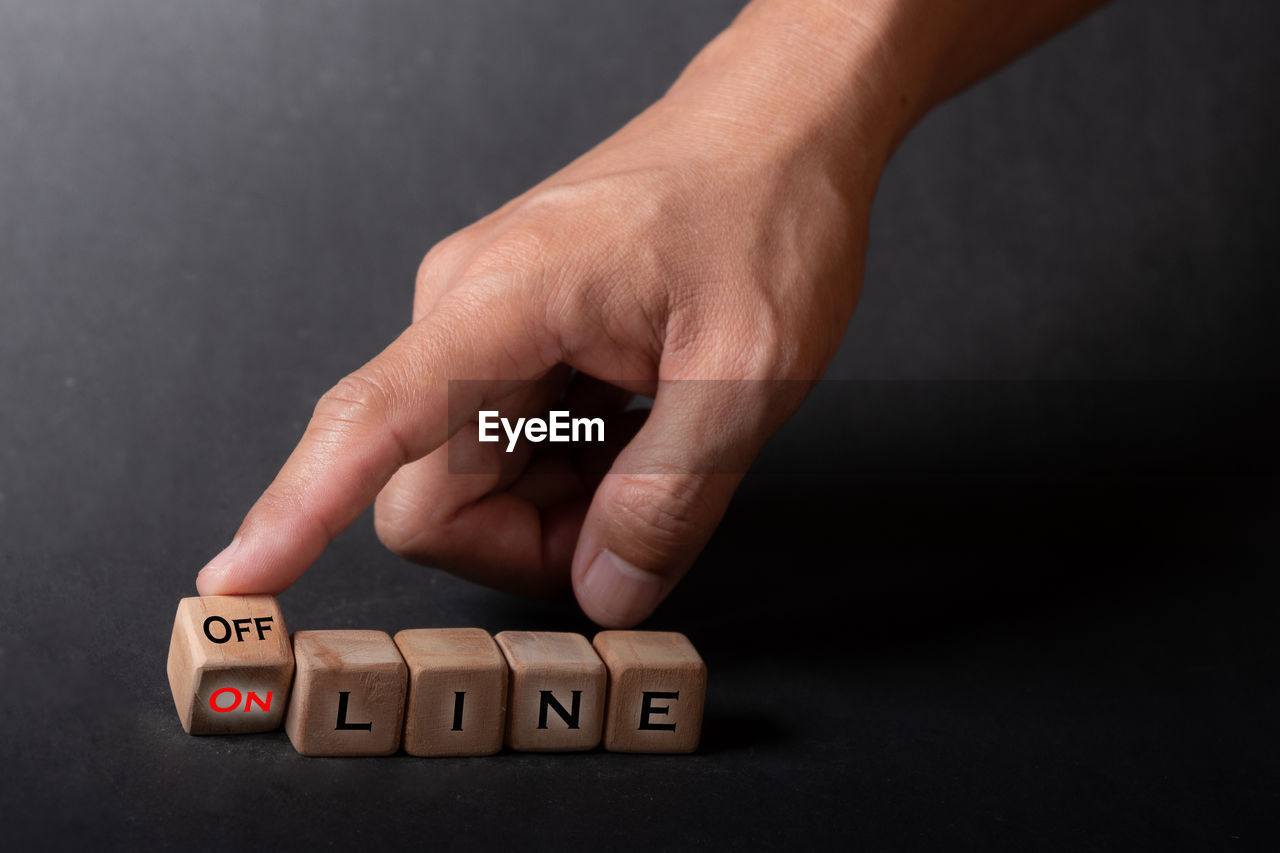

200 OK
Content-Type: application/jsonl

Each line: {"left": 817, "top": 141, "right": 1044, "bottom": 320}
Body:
{"left": 481, "top": 226, "right": 550, "bottom": 276}
{"left": 373, "top": 488, "right": 450, "bottom": 563}
{"left": 607, "top": 473, "right": 707, "bottom": 555}
{"left": 453, "top": 227, "right": 552, "bottom": 303}
{"left": 415, "top": 237, "right": 469, "bottom": 320}
{"left": 424, "top": 231, "right": 542, "bottom": 322}
{"left": 720, "top": 313, "right": 828, "bottom": 383}
{"left": 312, "top": 370, "right": 415, "bottom": 466}
{"left": 313, "top": 373, "right": 393, "bottom": 431}
{"left": 417, "top": 236, "right": 467, "bottom": 284}
{"left": 372, "top": 490, "right": 417, "bottom": 556}
{"left": 753, "top": 326, "right": 808, "bottom": 379}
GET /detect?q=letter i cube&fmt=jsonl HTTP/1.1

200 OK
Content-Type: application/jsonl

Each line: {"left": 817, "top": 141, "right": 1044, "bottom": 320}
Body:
{"left": 394, "top": 629, "right": 508, "bottom": 757}
{"left": 284, "top": 630, "right": 408, "bottom": 756}
{"left": 166, "top": 595, "right": 295, "bottom": 734}
{"left": 592, "top": 631, "right": 707, "bottom": 753}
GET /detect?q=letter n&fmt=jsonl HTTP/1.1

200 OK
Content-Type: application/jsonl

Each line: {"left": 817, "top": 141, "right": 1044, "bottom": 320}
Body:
{"left": 537, "top": 690, "right": 582, "bottom": 730}
{"left": 244, "top": 691, "right": 273, "bottom": 712}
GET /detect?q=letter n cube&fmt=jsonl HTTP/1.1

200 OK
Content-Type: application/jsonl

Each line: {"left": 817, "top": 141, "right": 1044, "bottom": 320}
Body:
{"left": 495, "top": 631, "right": 605, "bottom": 752}
{"left": 166, "top": 595, "right": 294, "bottom": 734}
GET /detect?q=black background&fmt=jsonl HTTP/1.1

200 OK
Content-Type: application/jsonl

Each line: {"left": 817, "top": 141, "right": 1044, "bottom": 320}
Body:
{"left": 2, "top": 1, "right": 1278, "bottom": 849}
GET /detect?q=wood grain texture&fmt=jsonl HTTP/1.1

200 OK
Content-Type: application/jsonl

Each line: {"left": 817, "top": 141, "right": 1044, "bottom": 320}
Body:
{"left": 284, "top": 630, "right": 408, "bottom": 757}
{"left": 593, "top": 631, "right": 706, "bottom": 753}
{"left": 495, "top": 631, "right": 606, "bottom": 752}
{"left": 165, "top": 595, "right": 294, "bottom": 735}
{"left": 394, "top": 628, "right": 508, "bottom": 757}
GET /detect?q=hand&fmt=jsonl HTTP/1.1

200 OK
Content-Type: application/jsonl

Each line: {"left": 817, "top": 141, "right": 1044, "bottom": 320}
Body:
{"left": 195, "top": 0, "right": 1107, "bottom": 625}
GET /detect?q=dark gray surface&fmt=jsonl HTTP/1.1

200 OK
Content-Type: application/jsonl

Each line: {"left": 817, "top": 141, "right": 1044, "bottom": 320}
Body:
{"left": 2, "top": 1, "right": 1278, "bottom": 849}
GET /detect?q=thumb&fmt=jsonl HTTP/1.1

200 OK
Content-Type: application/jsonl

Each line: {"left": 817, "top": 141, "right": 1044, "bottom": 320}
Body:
{"left": 571, "top": 379, "right": 782, "bottom": 627}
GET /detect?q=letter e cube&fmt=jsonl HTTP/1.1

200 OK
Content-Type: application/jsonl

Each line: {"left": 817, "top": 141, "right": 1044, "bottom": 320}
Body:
{"left": 593, "top": 631, "right": 706, "bottom": 753}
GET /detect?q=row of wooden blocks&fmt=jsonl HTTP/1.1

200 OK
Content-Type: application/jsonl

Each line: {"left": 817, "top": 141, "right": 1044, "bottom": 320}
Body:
{"left": 166, "top": 595, "right": 706, "bottom": 756}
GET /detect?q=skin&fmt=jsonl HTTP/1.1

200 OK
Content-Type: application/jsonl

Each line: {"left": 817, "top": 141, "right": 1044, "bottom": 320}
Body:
{"left": 197, "top": 0, "right": 1110, "bottom": 626}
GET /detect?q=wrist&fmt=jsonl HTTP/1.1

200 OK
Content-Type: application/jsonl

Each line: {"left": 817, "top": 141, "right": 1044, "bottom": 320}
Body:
{"left": 662, "top": 0, "right": 933, "bottom": 196}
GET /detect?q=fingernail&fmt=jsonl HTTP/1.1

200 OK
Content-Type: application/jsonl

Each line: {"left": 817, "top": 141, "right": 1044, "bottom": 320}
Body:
{"left": 580, "top": 549, "right": 667, "bottom": 627}
{"left": 196, "top": 537, "right": 241, "bottom": 595}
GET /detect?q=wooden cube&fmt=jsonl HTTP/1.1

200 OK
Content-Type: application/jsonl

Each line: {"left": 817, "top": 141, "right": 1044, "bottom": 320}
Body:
{"left": 284, "top": 630, "right": 408, "bottom": 756}
{"left": 495, "top": 631, "right": 606, "bottom": 752}
{"left": 592, "top": 631, "right": 707, "bottom": 753}
{"left": 166, "top": 595, "right": 294, "bottom": 735}
{"left": 394, "top": 628, "right": 508, "bottom": 757}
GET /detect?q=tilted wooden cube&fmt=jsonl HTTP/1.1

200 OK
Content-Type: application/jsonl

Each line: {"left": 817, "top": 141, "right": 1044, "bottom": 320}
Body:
{"left": 166, "top": 595, "right": 294, "bottom": 734}
{"left": 394, "top": 628, "right": 508, "bottom": 757}
{"left": 284, "top": 630, "right": 408, "bottom": 756}
{"left": 495, "top": 631, "right": 606, "bottom": 752}
{"left": 593, "top": 631, "right": 707, "bottom": 753}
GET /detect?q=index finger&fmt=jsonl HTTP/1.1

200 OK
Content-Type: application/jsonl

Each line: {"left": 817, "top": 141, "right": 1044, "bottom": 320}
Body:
{"left": 195, "top": 301, "right": 545, "bottom": 595}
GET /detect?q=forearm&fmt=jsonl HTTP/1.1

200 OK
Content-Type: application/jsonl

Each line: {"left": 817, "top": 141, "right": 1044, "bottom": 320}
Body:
{"left": 660, "top": 0, "right": 1109, "bottom": 196}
